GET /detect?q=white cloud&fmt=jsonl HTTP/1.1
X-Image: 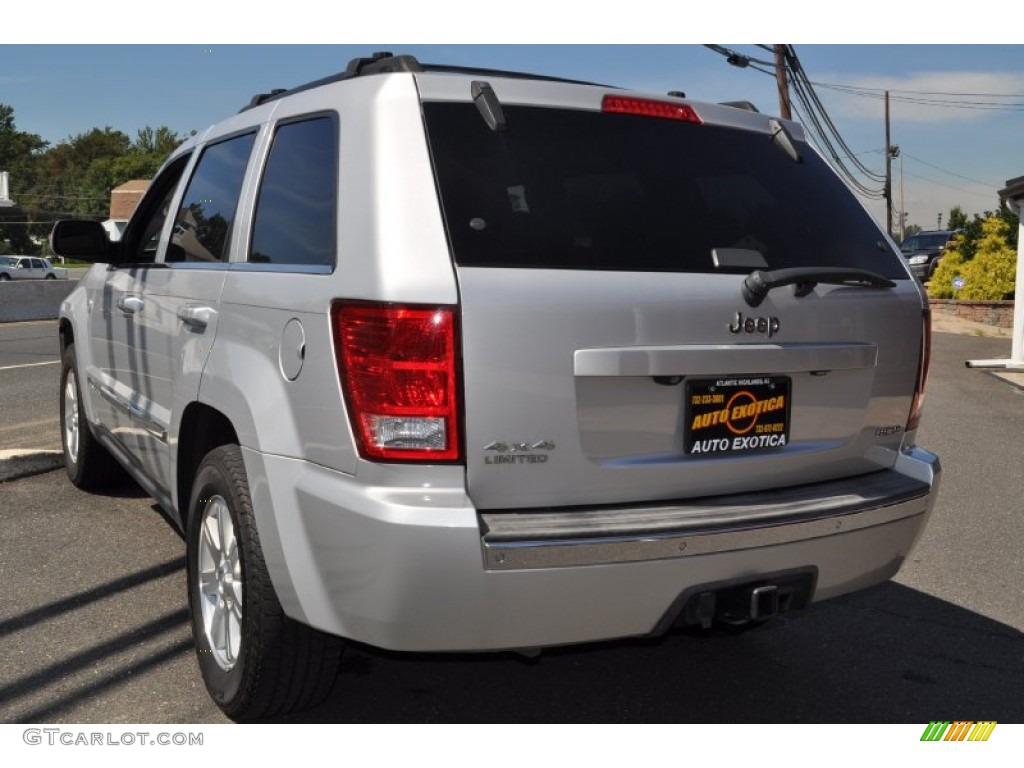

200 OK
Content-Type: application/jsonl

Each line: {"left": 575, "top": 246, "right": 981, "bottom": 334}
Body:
{"left": 814, "top": 71, "right": 1024, "bottom": 124}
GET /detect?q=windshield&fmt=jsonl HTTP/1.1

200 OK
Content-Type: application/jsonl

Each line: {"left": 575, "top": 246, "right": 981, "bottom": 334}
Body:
{"left": 0, "top": 257, "right": 14, "bottom": 266}
{"left": 901, "top": 233, "right": 951, "bottom": 251}
{"left": 423, "top": 102, "right": 906, "bottom": 278}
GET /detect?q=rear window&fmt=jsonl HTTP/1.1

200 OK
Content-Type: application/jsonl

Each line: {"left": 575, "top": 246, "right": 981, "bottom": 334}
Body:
{"left": 423, "top": 102, "right": 905, "bottom": 278}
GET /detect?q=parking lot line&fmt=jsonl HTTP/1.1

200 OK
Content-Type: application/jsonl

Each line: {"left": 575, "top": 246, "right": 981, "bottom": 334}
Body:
{"left": 0, "top": 360, "right": 60, "bottom": 372}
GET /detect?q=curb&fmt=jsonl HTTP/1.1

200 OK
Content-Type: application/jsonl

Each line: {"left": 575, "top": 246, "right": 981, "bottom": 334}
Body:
{"left": 0, "top": 449, "right": 64, "bottom": 483}
{"left": 987, "top": 370, "right": 1024, "bottom": 394}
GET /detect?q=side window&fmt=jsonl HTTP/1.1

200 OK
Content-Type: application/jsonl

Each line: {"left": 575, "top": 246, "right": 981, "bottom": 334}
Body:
{"left": 170, "top": 132, "right": 257, "bottom": 263}
{"left": 32, "top": 259, "right": 46, "bottom": 269}
{"left": 249, "top": 116, "right": 337, "bottom": 267}
{"left": 121, "top": 156, "right": 190, "bottom": 265}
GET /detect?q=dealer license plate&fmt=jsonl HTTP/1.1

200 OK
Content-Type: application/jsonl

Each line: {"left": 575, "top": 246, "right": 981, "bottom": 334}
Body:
{"left": 684, "top": 376, "right": 791, "bottom": 456}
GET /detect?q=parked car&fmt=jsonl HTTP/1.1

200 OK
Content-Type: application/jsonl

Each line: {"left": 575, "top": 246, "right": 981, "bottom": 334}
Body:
{"left": 51, "top": 52, "right": 940, "bottom": 720}
{"left": 0, "top": 255, "right": 68, "bottom": 281}
{"left": 899, "top": 230, "right": 959, "bottom": 282}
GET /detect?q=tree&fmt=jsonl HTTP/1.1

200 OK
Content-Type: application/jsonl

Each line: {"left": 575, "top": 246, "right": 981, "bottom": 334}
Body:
{"left": 996, "top": 199, "right": 1020, "bottom": 252}
{"left": 947, "top": 205, "right": 969, "bottom": 231}
{"left": 0, "top": 104, "right": 48, "bottom": 253}
{"left": 942, "top": 199, "right": 1019, "bottom": 263}
{"left": 1, "top": 103, "right": 186, "bottom": 255}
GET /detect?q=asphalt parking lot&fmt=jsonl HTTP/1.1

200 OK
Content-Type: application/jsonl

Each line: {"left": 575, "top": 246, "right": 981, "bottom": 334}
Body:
{"left": 0, "top": 325, "right": 1021, "bottom": 723}
{"left": 0, "top": 320, "right": 62, "bottom": 452}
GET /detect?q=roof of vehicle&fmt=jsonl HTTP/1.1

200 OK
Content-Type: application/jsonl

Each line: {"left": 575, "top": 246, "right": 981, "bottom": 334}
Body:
{"left": 237, "top": 51, "right": 612, "bottom": 112}
{"left": 163, "top": 51, "right": 796, "bottom": 178}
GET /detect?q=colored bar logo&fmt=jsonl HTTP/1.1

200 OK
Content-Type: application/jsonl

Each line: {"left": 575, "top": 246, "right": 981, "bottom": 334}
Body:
{"left": 920, "top": 721, "right": 997, "bottom": 741}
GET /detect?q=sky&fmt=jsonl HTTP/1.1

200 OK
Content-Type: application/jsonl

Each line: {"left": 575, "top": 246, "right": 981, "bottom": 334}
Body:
{"left": 1, "top": 38, "right": 1022, "bottom": 234}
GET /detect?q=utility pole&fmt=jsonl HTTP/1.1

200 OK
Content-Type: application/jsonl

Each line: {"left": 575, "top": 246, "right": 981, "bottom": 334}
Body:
{"left": 774, "top": 45, "right": 792, "bottom": 120}
{"left": 884, "top": 90, "right": 893, "bottom": 238}
{"left": 899, "top": 152, "right": 905, "bottom": 241}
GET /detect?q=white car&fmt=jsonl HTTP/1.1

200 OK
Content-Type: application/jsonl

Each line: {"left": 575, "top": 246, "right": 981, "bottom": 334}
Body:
{"left": 0, "top": 255, "right": 67, "bottom": 280}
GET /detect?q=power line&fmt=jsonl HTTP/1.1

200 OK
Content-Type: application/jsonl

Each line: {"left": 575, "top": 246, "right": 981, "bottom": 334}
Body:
{"left": 811, "top": 81, "right": 1024, "bottom": 111}
{"left": 701, "top": 46, "right": 1007, "bottom": 216}
{"left": 901, "top": 169, "right": 996, "bottom": 200}
{"left": 15, "top": 193, "right": 110, "bottom": 202}
{"left": 901, "top": 153, "right": 998, "bottom": 188}
{"left": 786, "top": 47, "right": 885, "bottom": 182}
{"left": 702, "top": 44, "right": 776, "bottom": 70}
{"left": 789, "top": 100, "right": 883, "bottom": 200}
{"left": 781, "top": 47, "right": 886, "bottom": 201}
{"left": 809, "top": 79, "right": 1024, "bottom": 98}
{"left": 702, "top": 44, "right": 886, "bottom": 201}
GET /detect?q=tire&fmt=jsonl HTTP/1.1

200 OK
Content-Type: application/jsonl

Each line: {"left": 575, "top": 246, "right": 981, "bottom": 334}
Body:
{"left": 60, "top": 344, "right": 125, "bottom": 489}
{"left": 46, "top": 273, "right": 56, "bottom": 280}
{"left": 186, "top": 444, "right": 343, "bottom": 721}
{"left": 0, "top": 274, "right": 9, "bottom": 281}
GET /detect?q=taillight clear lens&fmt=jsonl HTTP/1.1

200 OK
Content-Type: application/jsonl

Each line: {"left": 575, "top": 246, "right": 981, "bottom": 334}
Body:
{"left": 907, "top": 307, "right": 932, "bottom": 432}
{"left": 601, "top": 95, "right": 702, "bottom": 123}
{"left": 332, "top": 302, "right": 461, "bottom": 462}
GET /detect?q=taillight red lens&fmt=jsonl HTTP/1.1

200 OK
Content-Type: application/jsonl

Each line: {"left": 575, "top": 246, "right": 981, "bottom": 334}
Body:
{"left": 907, "top": 307, "right": 932, "bottom": 432}
{"left": 332, "top": 302, "right": 461, "bottom": 462}
{"left": 601, "top": 95, "right": 702, "bottom": 123}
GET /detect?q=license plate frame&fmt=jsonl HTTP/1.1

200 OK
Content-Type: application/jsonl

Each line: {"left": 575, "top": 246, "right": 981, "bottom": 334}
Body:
{"left": 684, "top": 375, "right": 791, "bottom": 456}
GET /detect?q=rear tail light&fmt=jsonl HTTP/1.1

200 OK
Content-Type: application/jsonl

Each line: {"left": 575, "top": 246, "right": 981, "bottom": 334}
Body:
{"left": 331, "top": 302, "right": 461, "bottom": 462}
{"left": 906, "top": 306, "right": 932, "bottom": 432}
{"left": 602, "top": 95, "right": 702, "bottom": 123}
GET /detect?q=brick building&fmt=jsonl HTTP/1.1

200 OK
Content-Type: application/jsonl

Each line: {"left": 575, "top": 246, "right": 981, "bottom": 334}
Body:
{"left": 104, "top": 179, "right": 149, "bottom": 241}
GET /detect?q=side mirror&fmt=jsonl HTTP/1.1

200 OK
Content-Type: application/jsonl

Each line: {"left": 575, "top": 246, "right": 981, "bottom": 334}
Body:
{"left": 50, "top": 220, "right": 121, "bottom": 264}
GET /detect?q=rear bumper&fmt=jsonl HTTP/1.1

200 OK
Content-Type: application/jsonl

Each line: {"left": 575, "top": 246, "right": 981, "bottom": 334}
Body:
{"left": 244, "top": 446, "right": 940, "bottom": 652}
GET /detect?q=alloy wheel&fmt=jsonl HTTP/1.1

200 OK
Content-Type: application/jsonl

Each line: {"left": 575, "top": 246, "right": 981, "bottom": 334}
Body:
{"left": 196, "top": 495, "right": 243, "bottom": 671}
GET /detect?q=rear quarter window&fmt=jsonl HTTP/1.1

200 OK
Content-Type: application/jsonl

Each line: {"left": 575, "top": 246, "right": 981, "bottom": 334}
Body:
{"left": 249, "top": 115, "right": 337, "bottom": 268}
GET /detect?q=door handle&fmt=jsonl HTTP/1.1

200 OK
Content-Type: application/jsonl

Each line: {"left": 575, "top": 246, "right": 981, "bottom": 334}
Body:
{"left": 117, "top": 295, "right": 145, "bottom": 314}
{"left": 178, "top": 304, "right": 216, "bottom": 330}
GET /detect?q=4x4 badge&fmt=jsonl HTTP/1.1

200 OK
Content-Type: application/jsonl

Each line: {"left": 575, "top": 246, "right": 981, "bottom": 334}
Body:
{"left": 729, "top": 311, "right": 780, "bottom": 338}
{"left": 484, "top": 440, "right": 555, "bottom": 466}
{"left": 485, "top": 440, "right": 555, "bottom": 453}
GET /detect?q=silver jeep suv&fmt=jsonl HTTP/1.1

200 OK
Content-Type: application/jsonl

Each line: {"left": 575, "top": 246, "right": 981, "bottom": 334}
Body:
{"left": 52, "top": 52, "right": 940, "bottom": 720}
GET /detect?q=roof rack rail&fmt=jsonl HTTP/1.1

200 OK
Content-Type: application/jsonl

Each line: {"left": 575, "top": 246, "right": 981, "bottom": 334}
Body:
{"left": 239, "top": 51, "right": 423, "bottom": 112}
{"left": 247, "top": 88, "right": 287, "bottom": 108}
{"left": 419, "top": 63, "right": 609, "bottom": 88}
{"left": 240, "top": 52, "right": 614, "bottom": 113}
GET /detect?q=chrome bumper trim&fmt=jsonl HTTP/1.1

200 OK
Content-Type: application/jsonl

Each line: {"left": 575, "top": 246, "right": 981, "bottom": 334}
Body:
{"left": 481, "top": 461, "right": 939, "bottom": 571}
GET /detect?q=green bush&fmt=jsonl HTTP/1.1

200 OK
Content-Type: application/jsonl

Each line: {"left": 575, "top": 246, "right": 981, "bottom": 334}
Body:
{"left": 928, "top": 242, "right": 966, "bottom": 298}
{"left": 928, "top": 216, "right": 1016, "bottom": 300}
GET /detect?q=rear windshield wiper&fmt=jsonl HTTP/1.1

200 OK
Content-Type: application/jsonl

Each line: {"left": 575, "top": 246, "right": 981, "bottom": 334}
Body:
{"left": 742, "top": 267, "right": 896, "bottom": 308}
